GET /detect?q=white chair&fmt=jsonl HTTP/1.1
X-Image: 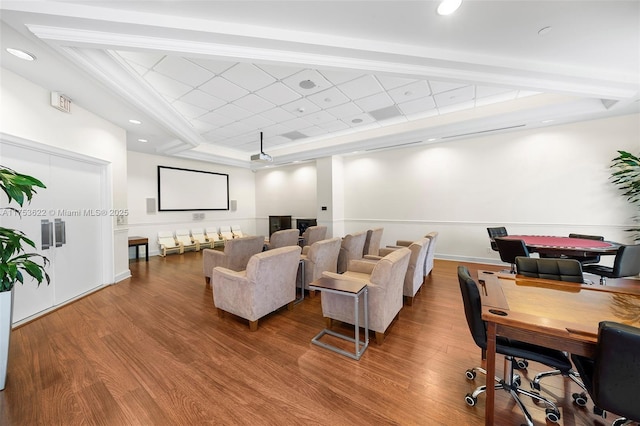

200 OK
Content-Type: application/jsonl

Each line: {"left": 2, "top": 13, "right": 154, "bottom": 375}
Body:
{"left": 175, "top": 229, "right": 199, "bottom": 252}
{"left": 231, "top": 225, "right": 245, "bottom": 238}
{"left": 191, "top": 229, "right": 211, "bottom": 249}
{"left": 219, "top": 226, "right": 234, "bottom": 241}
{"left": 205, "top": 227, "right": 223, "bottom": 247}
{"left": 158, "top": 231, "right": 182, "bottom": 257}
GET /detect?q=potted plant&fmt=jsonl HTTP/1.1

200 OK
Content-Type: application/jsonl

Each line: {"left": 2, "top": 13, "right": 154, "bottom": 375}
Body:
{"left": 610, "top": 151, "right": 640, "bottom": 241}
{"left": 0, "top": 165, "right": 49, "bottom": 390}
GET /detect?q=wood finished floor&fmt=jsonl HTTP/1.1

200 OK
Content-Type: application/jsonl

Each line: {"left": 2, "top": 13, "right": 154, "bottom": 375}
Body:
{"left": 0, "top": 253, "right": 624, "bottom": 425}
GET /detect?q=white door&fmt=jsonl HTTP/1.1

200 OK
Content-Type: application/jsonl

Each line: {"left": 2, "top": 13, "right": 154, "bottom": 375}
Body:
{"left": 1, "top": 142, "right": 106, "bottom": 322}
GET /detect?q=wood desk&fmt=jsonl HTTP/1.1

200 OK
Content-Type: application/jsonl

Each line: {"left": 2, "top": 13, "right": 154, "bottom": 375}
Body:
{"left": 128, "top": 236, "right": 149, "bottom": 261}
{"left": 479, "top": 272, "right": 640, "bottom": 425}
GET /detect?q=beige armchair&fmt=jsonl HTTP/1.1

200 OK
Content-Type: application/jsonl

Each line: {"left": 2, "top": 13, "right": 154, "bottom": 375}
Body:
{"left": 337, "top": 230, "right": 367, "bottom": 273}
{"left": 212, "top": 245, "right": 302, "bottom": 331}
{"left": 219, "top": 225, "right": 234, "bottom": 241}
{"left": 264, "top": 228, "right": 300, "bottom": 250}
{"left": 202, "top": 235, "right": 265, "bottom": 284}
{"left": 393, "top": 231, "right": 439, "bottom": 277}
{"left": 363, "top": 227, "right": 384, "bottom": 256}
{"left": 301, "top": 225, "right": 327, "bottom": 248}
{"left": 175, "top": 229, "right": 199, "bottom": 252}
{"left": 301, "top": 237, "right": 341, "bottom": 290}
{"left": 376, "top": 238, "right": 429, "bottom": 306}
{"left": 158, "top": 231, "right": 182, "bottom": 256}
{"left": 321, "top": 247, "right": 411, "bottom": 344}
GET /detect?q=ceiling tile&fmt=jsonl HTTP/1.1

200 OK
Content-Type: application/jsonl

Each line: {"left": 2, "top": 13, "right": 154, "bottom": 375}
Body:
{"left": 260, "top": 107, "right": 297, "bottom": 122}
{"left": 376, "top": 75, "right": 418, "bottom": 90}
{"left": 303, "top": 110, "right": 339, "bottom": 125}
{"left": 326, "top": 102, "right": 363, "bottom": 118}
{"left": 179, "top": 89, "right": 226, "bottom": 110}
{"left": 388, "top": 81, "right": 432, "bottom": 104}
{"left": 200, "top": 77, "right": 248, "bottom": 101}
{"left": 214, "top": 103, "right": 254, "bottom": 120}
{"left": 319, "top": 69, "right": 363, "bottom": 85}
{"left": 281, "top": 117, "right": 313, "bottom": 130}
{"left": 222, "top": 62, "right": 277, "bottom": 92}
{"left": 256, "top": 63, "right": 303, "bottom": 80}
{"left": 262, "top": 123, "right": 293, "bottom": 137}
{"left": 299, "top": 125, "right": 328, "bottom": 137}
{"left": 429, "top": 80, "right": 468, "bottom": 94}
{"left": 338, "top": 75, "right": 384, "bottom": 100}
{"left": 317, "top": 120, "right": 350, "bottom": 132}
{"left": 154, "top": 56, "right": 214, "bottom": 87}
{"left": 282, "top": 98, "right": 321, "bottom": 116}
{"left": 234, "top": 93, "right": 275, "bottom": 113}
{"left": 255, "top": 82, "right": 301, "bottom": 105}
{"left": 242, "top": 114, "right": 275, "bottom": 129}
{"left": 438, "top": 100, "right": 476, "bottom": 115}
{"left": 354, "top": 92, "right": 395, "bottom": 112}
{"left": 476, "top": 85, "right": 512, "bottom": 98}
{"left": 282, "top": 69, "right": 332, "bottom": 95}
{"left": 143, "top": 71, "right": 192, "bottom": 99}
{"left": 188, "top": 58, "right": 236, "bottom": 75}
{"left": 117, "top": 51, "right": 164, "bottom": 69}
{"left": 171, "top": 100, "right": 208, "bottom": 119}
{"left": 343, "top": 112, "right": 376, "bottom": 127}
{"left": 397, "top": 96, "right": 437, "bottom": 115}
{"left": 306, "top": 87, "right": 350, "bottom": 109}
{"left": 433, "top": 86, "right": 475, "bottom": 108}
{"left": 197, "top": 111, "right": 235, "bottom": 127}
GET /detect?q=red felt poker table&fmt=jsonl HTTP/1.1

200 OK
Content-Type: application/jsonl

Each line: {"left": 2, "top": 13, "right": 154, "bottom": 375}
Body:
{"left": 502, "top": 235, "right": 621, "bottom": 257}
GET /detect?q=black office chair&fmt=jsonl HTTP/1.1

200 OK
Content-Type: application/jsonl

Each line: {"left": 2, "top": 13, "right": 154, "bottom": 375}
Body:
{"left": 457, "top": 265, "right": 567, "bottom": 425}
{"left": 567, "top": 233, "right": 605, "bottom": 265}
{"left": 494, "top": 237, "right": 529, "bottom": 273}
{"left": 515, "top": 256, "right": 584, "bottom": 283}
{"left": 514, "top": 256, "right": 590, "bottom": 402}
{"left": 487, "top": 226, "right": 507, "bottom": 251}
{"left": 583, "top": 244, "right": 640, "bottom": 285}
{"left": 571, "top": 321, "right": 640, "bottom": 425}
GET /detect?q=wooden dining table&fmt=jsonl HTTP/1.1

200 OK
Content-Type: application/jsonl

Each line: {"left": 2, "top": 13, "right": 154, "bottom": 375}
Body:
{"left": 478, "top": 271, "right": 640, "bottom": 425}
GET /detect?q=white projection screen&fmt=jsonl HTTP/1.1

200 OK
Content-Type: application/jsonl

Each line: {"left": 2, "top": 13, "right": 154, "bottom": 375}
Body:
{"left": 158, "top": 166, "right": 229, "bottom": 211}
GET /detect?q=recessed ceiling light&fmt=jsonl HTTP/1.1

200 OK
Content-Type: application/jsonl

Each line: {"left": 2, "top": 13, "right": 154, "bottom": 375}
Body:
{"left": 299, "top": 80, "right": 316, "bottom": 90}
{"left": 542, "top": 119, "right": 555, "bottom": 124}
{"left": 404, "top": 91, "right": 413, "bottom": 96}
{"left": 427, "top": 138, "right": 437, "bottom": 142}
{"left": 437, "top": 0, "right": 462, "bottom": 16}
{"left": 129, "top": 119, "right": 142, "bottom": 125}
{"left": 137, "top": 138, "right": 148, "bottom": 143}
{"left": 297, "top": 107, "right": 305, "bottom": 113}
{"left": 324, "top": 97, "right": 332, "bottom": 103}
{"left": 6, "top": 48, "right": 36, "bottom": 61}
{"left": 352, "top": 118, "right": 363, "bottom": 124}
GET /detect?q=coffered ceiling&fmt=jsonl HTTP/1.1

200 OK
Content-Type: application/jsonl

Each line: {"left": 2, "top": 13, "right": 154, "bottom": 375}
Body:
{"left": 1, "top": 1, "right": 639, "bottom": 169}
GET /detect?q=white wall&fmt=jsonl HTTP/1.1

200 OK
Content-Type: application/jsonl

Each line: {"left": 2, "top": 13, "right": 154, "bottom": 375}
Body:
{"left": 254, "top": 162, "right": 317, "bottom": 236}
{"left": 127, "top": 151, "right": 257, "bottom": 256}
{"left": 0, "top": 67, "right": 129, "bottom": 282}
{"left": 255, "top": 113, "right": 640, "bottom": 264}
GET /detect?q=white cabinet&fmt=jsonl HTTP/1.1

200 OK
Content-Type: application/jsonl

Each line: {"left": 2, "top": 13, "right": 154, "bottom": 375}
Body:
{"left": 1, "top": 142, "right": 107, "bottom": 323}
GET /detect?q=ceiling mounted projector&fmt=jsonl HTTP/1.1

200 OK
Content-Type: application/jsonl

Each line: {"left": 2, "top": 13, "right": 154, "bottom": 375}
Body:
{"left": 251, "top": 132, "right": 273, "bottom": 162}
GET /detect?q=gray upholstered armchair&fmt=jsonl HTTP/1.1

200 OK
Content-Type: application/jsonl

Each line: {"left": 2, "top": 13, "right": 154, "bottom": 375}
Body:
{"left": 264, "top": 228, "right": 300, "bottom": 250}
{"left": 301, "top": 237, "right": 341, "bottom": 291}
{"left": 321, "top": 247, "right": 411, "bottom": 344}
{"left": 202, "top": 235, "right": 265, "bottom": 285}
{"left": 363, "top": 227, "right": 384, "bottom": 256}
{"left": 375, "top": 238, "right": 429, "bottom": 306}
{"left": 393, "top": 231, "right": 438, "bottom": 277}
{"left": 337, "top": 230, "right": 367, "bottom": 273}
{"left": 212, "top": 246, "right": 302, "bottom": 331}
{"left": 301, "top": 225, "right": 327, "bottom": 248}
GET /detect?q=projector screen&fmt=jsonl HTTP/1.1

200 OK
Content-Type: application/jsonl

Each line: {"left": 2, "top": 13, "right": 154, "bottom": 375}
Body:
{"left": 157, "top": 166, "right": 229, "bottom": 211}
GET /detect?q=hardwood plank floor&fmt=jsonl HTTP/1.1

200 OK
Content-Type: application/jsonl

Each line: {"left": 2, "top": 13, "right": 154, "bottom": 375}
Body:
{"left": 0, "top": 253, "right": 626, "bottom": 425}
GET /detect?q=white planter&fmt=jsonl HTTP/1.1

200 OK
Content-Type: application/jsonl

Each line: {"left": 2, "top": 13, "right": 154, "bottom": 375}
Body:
{"left": 0, "top": 289, "right": 13, "bottom": 391}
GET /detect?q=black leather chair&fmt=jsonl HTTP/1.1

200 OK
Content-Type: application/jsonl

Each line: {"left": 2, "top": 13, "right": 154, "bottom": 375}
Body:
{"left": 457, "top": 265, "right": 569, "bottom": 425}
{"left": 583, "top": 244, "right": 640, "bottom": 284}
{"left": 571, "top": 321, "right": 640, "bottom": 425}
{"left": 515, "top": 256, "right": 584, "bottom": 283}
{"left": 567, "top": 233, "right": 605, "bottom": 265}
{"left": 494, "top": 237, "right": 529, "bottom": 273}
{"left": 486, "top": 226, "right": 507, "bottom": 251}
